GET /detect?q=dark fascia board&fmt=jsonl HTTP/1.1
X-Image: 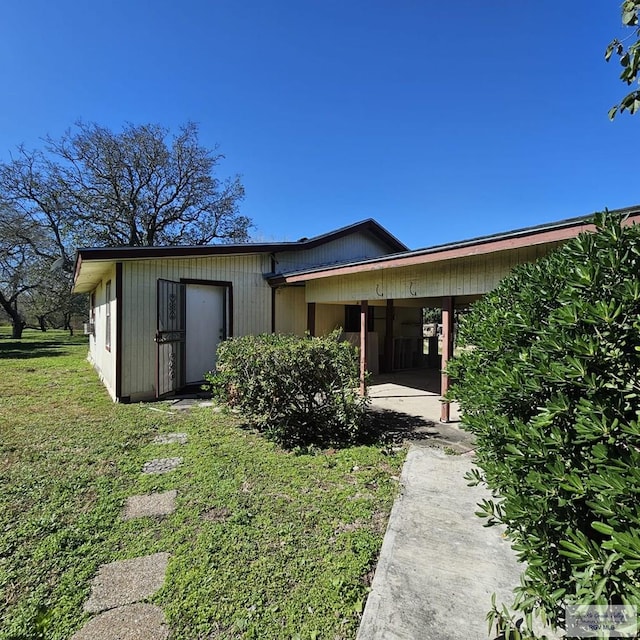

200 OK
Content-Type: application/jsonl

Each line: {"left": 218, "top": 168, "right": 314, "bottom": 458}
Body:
{"left": 76, "top": 241, "right": 294, "bottom": 263}
{"left": 293, "top": 218, "right": 408, "bottom": 252}
{"left": 73, "top": 219, "right": 408, "bottom": 266}
{"left": 407, "top": 205, "right": 640, "bottom": 255}
{"left": 269, "top": 205, "right": 640, "bottom": 283}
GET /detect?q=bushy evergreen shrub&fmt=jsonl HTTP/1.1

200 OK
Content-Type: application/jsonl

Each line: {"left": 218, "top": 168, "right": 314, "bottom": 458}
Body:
{"left": 447, "top": 213, "right": 640, "bottom": 638}
{"left": 204, "top": 330, "right": 368, "bottom": 448}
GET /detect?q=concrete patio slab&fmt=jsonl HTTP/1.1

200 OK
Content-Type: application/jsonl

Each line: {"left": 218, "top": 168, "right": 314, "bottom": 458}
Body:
{"left": 368, "top": 378, "right": 472, "bottom": 452}
{"left": 357, "top": 446, "right": 521, "bottom": 640}
{"left": 83, "top": 552, "right": 170, "bottom": 613}
{"left": 368, "top": 380, "right": 461, "bottom": 424}
{"left": 72, "top": 603, "right": 169, "bottom": 640}
{"left": 122, "top": 490, "right": 177, "bottom": 520}
{"left": 141, "top": 458, "right": 182, "bottom": 474}
{"left": 152, "top": 432, "right": 188, "bottom": 445}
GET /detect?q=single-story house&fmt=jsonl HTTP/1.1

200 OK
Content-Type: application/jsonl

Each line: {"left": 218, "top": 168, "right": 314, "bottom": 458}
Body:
{"left": 73, "top": 206, "right": 640, "bottom": 417}
{"left": 72, "top": 219, "right": 409, "bottom": 403}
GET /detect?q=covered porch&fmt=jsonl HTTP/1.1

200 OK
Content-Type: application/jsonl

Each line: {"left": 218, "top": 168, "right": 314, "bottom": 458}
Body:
{"left": 305, "top": 295, "right": 477, "bottom": 422}
{"left": 269, "top": 211, "right": 636, "bottom": 422}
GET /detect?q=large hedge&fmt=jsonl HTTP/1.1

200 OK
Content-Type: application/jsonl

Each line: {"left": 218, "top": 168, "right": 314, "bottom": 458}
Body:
{"left": 205, "top": 330, "right": 368, "bottom": 449}
{"left": 447, "top": 213, "right": 640, "bottom": 638}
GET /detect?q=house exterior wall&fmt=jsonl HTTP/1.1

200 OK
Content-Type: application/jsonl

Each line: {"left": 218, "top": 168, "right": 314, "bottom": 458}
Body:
{"left": 274, "top": 232, "right": 394, "bottom": 273}
{"left": 87, "top": 265, "right": 117, "bottom": 400}
{"left": 120, "top": 253, "right": 272, "bottom": 401}
{"left": 273, "top": 286, "right": 307, "bottom": 335}
{"left": 304, "top": 245, "right": 555, "bottom": 303}
{"left": 315, "top": 303, "right": 345, "bottom": 335}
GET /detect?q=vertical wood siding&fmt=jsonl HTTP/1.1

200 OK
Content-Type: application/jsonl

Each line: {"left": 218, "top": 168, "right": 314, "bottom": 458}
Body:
{"left": 274, "top": 286, "right": 307, "bottom": 335}
{"left": 305, "top": 245, "right": 556, "bottom": 303}
{"left": 87, "top": 265, "right": 117, "bottom": 400}
{"left": 274, "top": 232, "right": 393, "bottom": 273}
{"left": 121, "top": 254, "right": 271, "bottom": 400}
{"left": 315, "top": 304, "right": 345, "bottom": 335}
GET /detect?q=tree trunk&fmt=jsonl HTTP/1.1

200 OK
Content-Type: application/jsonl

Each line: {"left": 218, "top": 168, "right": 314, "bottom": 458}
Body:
{"left": 0, "top": 294, "right": 26, "bottom": 339}
{"left": 64, "top": 313, "right": 73, "bottom": 336}
{"left": 11, "top": 318, "right": 25, "bottom": 339}
{"left": 37, "top": 315, "right": 47, "bottom": 332}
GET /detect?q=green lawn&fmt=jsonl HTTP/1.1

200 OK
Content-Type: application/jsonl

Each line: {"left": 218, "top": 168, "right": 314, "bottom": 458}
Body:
{"left": 0, "top": 329, "right": 405, "bottom": 640}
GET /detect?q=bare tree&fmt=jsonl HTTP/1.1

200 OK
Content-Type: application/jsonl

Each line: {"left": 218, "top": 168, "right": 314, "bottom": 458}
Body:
{"left": 47, "top": 121, "right": 249, "bottom": 246}
{"left": 0, "top": 121, "right": 250, "bottom": 338}
{"left": 0, "top": 206, "right": 44, "bottom": 338}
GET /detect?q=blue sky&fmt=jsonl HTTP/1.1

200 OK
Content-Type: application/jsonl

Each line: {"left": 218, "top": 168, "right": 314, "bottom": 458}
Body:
{"left": 0, "top": 1, "right": 637, "bottom": 249}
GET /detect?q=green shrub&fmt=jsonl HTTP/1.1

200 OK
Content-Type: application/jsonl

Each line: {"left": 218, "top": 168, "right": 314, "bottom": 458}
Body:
{"left": 204, "top": 330, "right": 369, "bottom": 448}
{"left": 447, "top": 212, "right": 640, "bottom": 638}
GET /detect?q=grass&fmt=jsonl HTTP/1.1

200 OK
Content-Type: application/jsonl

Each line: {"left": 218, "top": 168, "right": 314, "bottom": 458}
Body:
{"left": 0, "top": 329, "right": 406, "bottom": 640}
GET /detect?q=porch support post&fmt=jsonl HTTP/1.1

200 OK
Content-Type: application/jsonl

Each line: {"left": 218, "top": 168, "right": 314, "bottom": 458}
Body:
{"left": 359, "top": 300, "right": 368, "bottom": 396}
{"left": 384, "top": 298, "right": 394, "bottom": 373}
{"left": 440, "top": 295, "right": 454, "bottom": 422}
{"left": 307, "top": 302, "right": 316, "bottom": 336}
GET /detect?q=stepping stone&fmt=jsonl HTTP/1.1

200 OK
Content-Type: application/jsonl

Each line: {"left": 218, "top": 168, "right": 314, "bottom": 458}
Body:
{"left": 122, "top": 490, "right": 177, "bottom": 520}
{"left": 142, "top": 458, "right": 182, "bottom": 474}
{"left": 83, "top": 552, "right": 170, "bottom": 613}
{"left": 170, "top": 399, "right": 199, "bottom": 410}
{"left": 72, "top": 603, "right": 169, "bottom": 640}
{"left": 152, "top": 432, "right": 188, "bottom": 445}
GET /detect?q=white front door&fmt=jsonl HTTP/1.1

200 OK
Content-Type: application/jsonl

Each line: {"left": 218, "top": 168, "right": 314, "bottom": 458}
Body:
{"left": 185, "top": 284, "right": 225, "bottom": 384}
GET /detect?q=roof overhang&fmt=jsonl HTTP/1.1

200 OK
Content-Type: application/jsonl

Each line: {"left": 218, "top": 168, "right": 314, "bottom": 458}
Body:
{"left": 271, "top": 208, "right": 640, "bottom": 285}
{"left": 73, "top": 257, "right": 117, "bottom": 293}
{"left": 72, "top": 218, "right": 408, "bottom": 293}
{"left": 72, "top": 246, "right": 269, "bottom": 293}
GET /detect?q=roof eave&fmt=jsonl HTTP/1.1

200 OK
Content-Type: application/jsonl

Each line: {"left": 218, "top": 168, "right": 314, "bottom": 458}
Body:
{"left": 277, "top": 208, "right": 640, "bottom": 284}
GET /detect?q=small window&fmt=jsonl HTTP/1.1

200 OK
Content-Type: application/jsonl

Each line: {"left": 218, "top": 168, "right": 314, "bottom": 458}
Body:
{"left": 105, "top": 281, "right": 111, "bottom": 351}
{"left": 89, "top": 292, "right": 96, "bottom": 335}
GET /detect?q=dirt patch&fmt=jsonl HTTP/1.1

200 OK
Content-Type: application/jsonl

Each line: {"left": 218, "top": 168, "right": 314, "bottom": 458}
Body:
{"left": 202, "top": 507, "right": 232, "bottom": 523}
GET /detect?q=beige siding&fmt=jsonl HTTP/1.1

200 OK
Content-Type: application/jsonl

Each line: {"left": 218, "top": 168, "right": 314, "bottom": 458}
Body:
{"left": 121, "top": 254, "right": 272, "bottom": 401}
{"left": 275, "top": 232, "right": 393, "bottom": 273}
{"left": 305, "top": 246, "right": 552, "bottom": 303}
{"left": 274, "top": 286, "right": 306, "bottom": 335}
{"left": 315, "top": 303, "right": 345, "bottom": 335}
{"left": 87, "top": 265, "right": 117, "bottom": 400}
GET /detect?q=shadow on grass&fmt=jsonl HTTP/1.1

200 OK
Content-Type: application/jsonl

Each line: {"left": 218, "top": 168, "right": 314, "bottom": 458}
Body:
{"left": 359, "top": 407, "right": 437, "bottom": 445}
{"left": 0, "top": 340, "right": 68, "bottom": 360}
{"left": 229, "top": 406, "right": 440, "bottom": 451}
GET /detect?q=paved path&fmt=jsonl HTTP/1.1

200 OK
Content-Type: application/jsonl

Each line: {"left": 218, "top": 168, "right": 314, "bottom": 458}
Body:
{"left": 72, "top": 431, "right": 189, "bottom": 639}
{"left": 83, "top": 553, "right": 171, "bottom": 614}
{"left": 363, "top": 378, "right": 528, "bottom": 640}
{"left": 357, "top": 445, "right": 522, "bottom": 640}
{"left": 122, "top": 490, "right": 178, "bottom": 520}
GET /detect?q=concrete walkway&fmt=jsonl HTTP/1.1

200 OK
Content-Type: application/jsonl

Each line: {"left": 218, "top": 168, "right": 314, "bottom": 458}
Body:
{"left": 360, "top": 374, "right": 523, "bottom": 640}
{"left": 356, "top": 446, "right": 522, "bottom": 640}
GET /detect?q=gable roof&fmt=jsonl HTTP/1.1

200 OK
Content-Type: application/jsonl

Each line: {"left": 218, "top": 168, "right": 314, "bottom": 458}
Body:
{"left": 73, "top": 218, "right": 408, "bottom": 292}
{"left": 270, "top": 205, "right": 640, "bottom": 284}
